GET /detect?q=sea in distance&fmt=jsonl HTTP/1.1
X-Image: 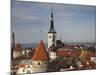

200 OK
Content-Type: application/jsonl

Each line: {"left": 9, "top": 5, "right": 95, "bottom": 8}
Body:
{"left": 22, "top": 43, "right": 48, "bottom": 49}
{"left": 21, "top": 43, "right": 95, "bottom": 49}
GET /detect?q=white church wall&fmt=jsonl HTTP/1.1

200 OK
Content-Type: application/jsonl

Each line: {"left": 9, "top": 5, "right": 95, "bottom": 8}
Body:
{"left": 48, "top": 33, "right": 57, "bottom": 48}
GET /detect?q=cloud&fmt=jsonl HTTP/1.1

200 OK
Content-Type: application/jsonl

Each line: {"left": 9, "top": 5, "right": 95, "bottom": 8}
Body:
{"left": 11, "top": 0, "right": 96, "bottom": 43}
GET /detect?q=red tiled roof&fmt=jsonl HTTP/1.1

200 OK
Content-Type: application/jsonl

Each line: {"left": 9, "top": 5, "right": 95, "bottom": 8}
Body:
{"left": 19, "top": 64, "right": 26, "bottom": 68}
{"left": 57, "top": 50, "right": 73, "bottom": 57}
{"left": 57, "top": 50, "right": 68, "bottom": 57}
{"left": 15, "top": 43, "right": 22, "bottom": 51}
{"left": 32, "top": 40, "right": 49, "bottom": 61}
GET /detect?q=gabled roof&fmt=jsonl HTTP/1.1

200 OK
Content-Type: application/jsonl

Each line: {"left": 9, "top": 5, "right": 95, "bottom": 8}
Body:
{"left": 32, "top": 40, "right": 49, "bottom": 61}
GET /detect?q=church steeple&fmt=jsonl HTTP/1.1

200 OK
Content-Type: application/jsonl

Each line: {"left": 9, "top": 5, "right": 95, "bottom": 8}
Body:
{"left": 48, "top": 8, "right": 56, "bottom": 33}
{"left": 48, "top": 8, "right": 57, "bottom": 48}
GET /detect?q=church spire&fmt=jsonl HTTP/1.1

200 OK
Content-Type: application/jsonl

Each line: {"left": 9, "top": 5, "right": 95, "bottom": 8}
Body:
{"left": 48, "top": 8, "right": 57, "bottom": 48}
{"left": 48, "top": 8, "right": 56, "bottom": 33}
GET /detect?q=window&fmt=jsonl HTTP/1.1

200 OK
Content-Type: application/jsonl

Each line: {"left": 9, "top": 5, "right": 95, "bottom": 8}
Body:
{"left": 49, "top": 36, "right": 52, "bottom": 38}
{"left": 38, "top": 62, "right": 40, "bottom": 65}
{"left": 23, "top": 69, "right": 25, "bottom": 72}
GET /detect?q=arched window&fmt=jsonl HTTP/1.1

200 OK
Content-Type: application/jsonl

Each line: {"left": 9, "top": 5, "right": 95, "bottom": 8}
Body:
{"left": 38, "top": 62, "right": 40, "bottom": 65}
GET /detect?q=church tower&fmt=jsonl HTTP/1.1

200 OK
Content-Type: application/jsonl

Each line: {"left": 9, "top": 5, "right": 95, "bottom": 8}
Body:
{"left": 48, "top": 9, "right": 57, "bottom": 48}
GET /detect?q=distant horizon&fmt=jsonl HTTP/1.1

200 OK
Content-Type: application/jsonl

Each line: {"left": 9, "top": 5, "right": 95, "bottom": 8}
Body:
{"left": 12, "top": 42, "right": 95, "bottom": 49}
{"left": 14, "top": 41, "right": 96, "bottom": 44}
{"left": 11, "top": 0, "right": 96, "bottom": 44}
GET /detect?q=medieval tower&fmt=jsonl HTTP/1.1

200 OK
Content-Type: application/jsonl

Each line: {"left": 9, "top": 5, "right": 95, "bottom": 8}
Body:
{"left": 32, "top": 40, "right": 49, "bottom": 73}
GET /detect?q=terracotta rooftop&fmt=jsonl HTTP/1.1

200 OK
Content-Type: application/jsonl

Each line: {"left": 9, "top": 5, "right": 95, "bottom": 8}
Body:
{"left": 19, "top": 64, "right": 26, "bottom": 68}
{"left": 32, "top": 40, "right": 49, "bottom": 61}
{"left": 57, "top": 49, "right": 73, "bottom": 57}
{"left": 14, "top": 43, "right": 22, "bottom": 51}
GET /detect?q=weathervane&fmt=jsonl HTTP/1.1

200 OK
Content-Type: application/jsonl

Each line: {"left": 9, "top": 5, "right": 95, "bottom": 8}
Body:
{"left": 40, "top": 30, "right": 42, "bottom": 40}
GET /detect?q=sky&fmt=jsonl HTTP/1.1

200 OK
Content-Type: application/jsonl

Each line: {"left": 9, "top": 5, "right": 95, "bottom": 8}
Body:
{"left": 11, "top": 0, "right": 96, "bottom": 44}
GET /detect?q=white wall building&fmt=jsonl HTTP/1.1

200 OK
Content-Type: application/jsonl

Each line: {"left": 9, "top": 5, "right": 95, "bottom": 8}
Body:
{"left": 17, "top": 65, "right": 32, "bottom": 74}
{"left": 13, "top": 51, "right": 22, "bottom": 59}
{"left": 49, "top": 52, "right": 57, "bottom": 60}
{"left": 91, "top": 57, "right": 96, "bottom": 63}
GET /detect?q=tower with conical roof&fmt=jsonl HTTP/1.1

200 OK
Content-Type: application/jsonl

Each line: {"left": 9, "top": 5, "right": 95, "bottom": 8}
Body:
{"left": 32, "top": 40, "right": 49, "bottom": 73}
{"left": 48, "top": 8, "right": 57, "bottom": 48}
